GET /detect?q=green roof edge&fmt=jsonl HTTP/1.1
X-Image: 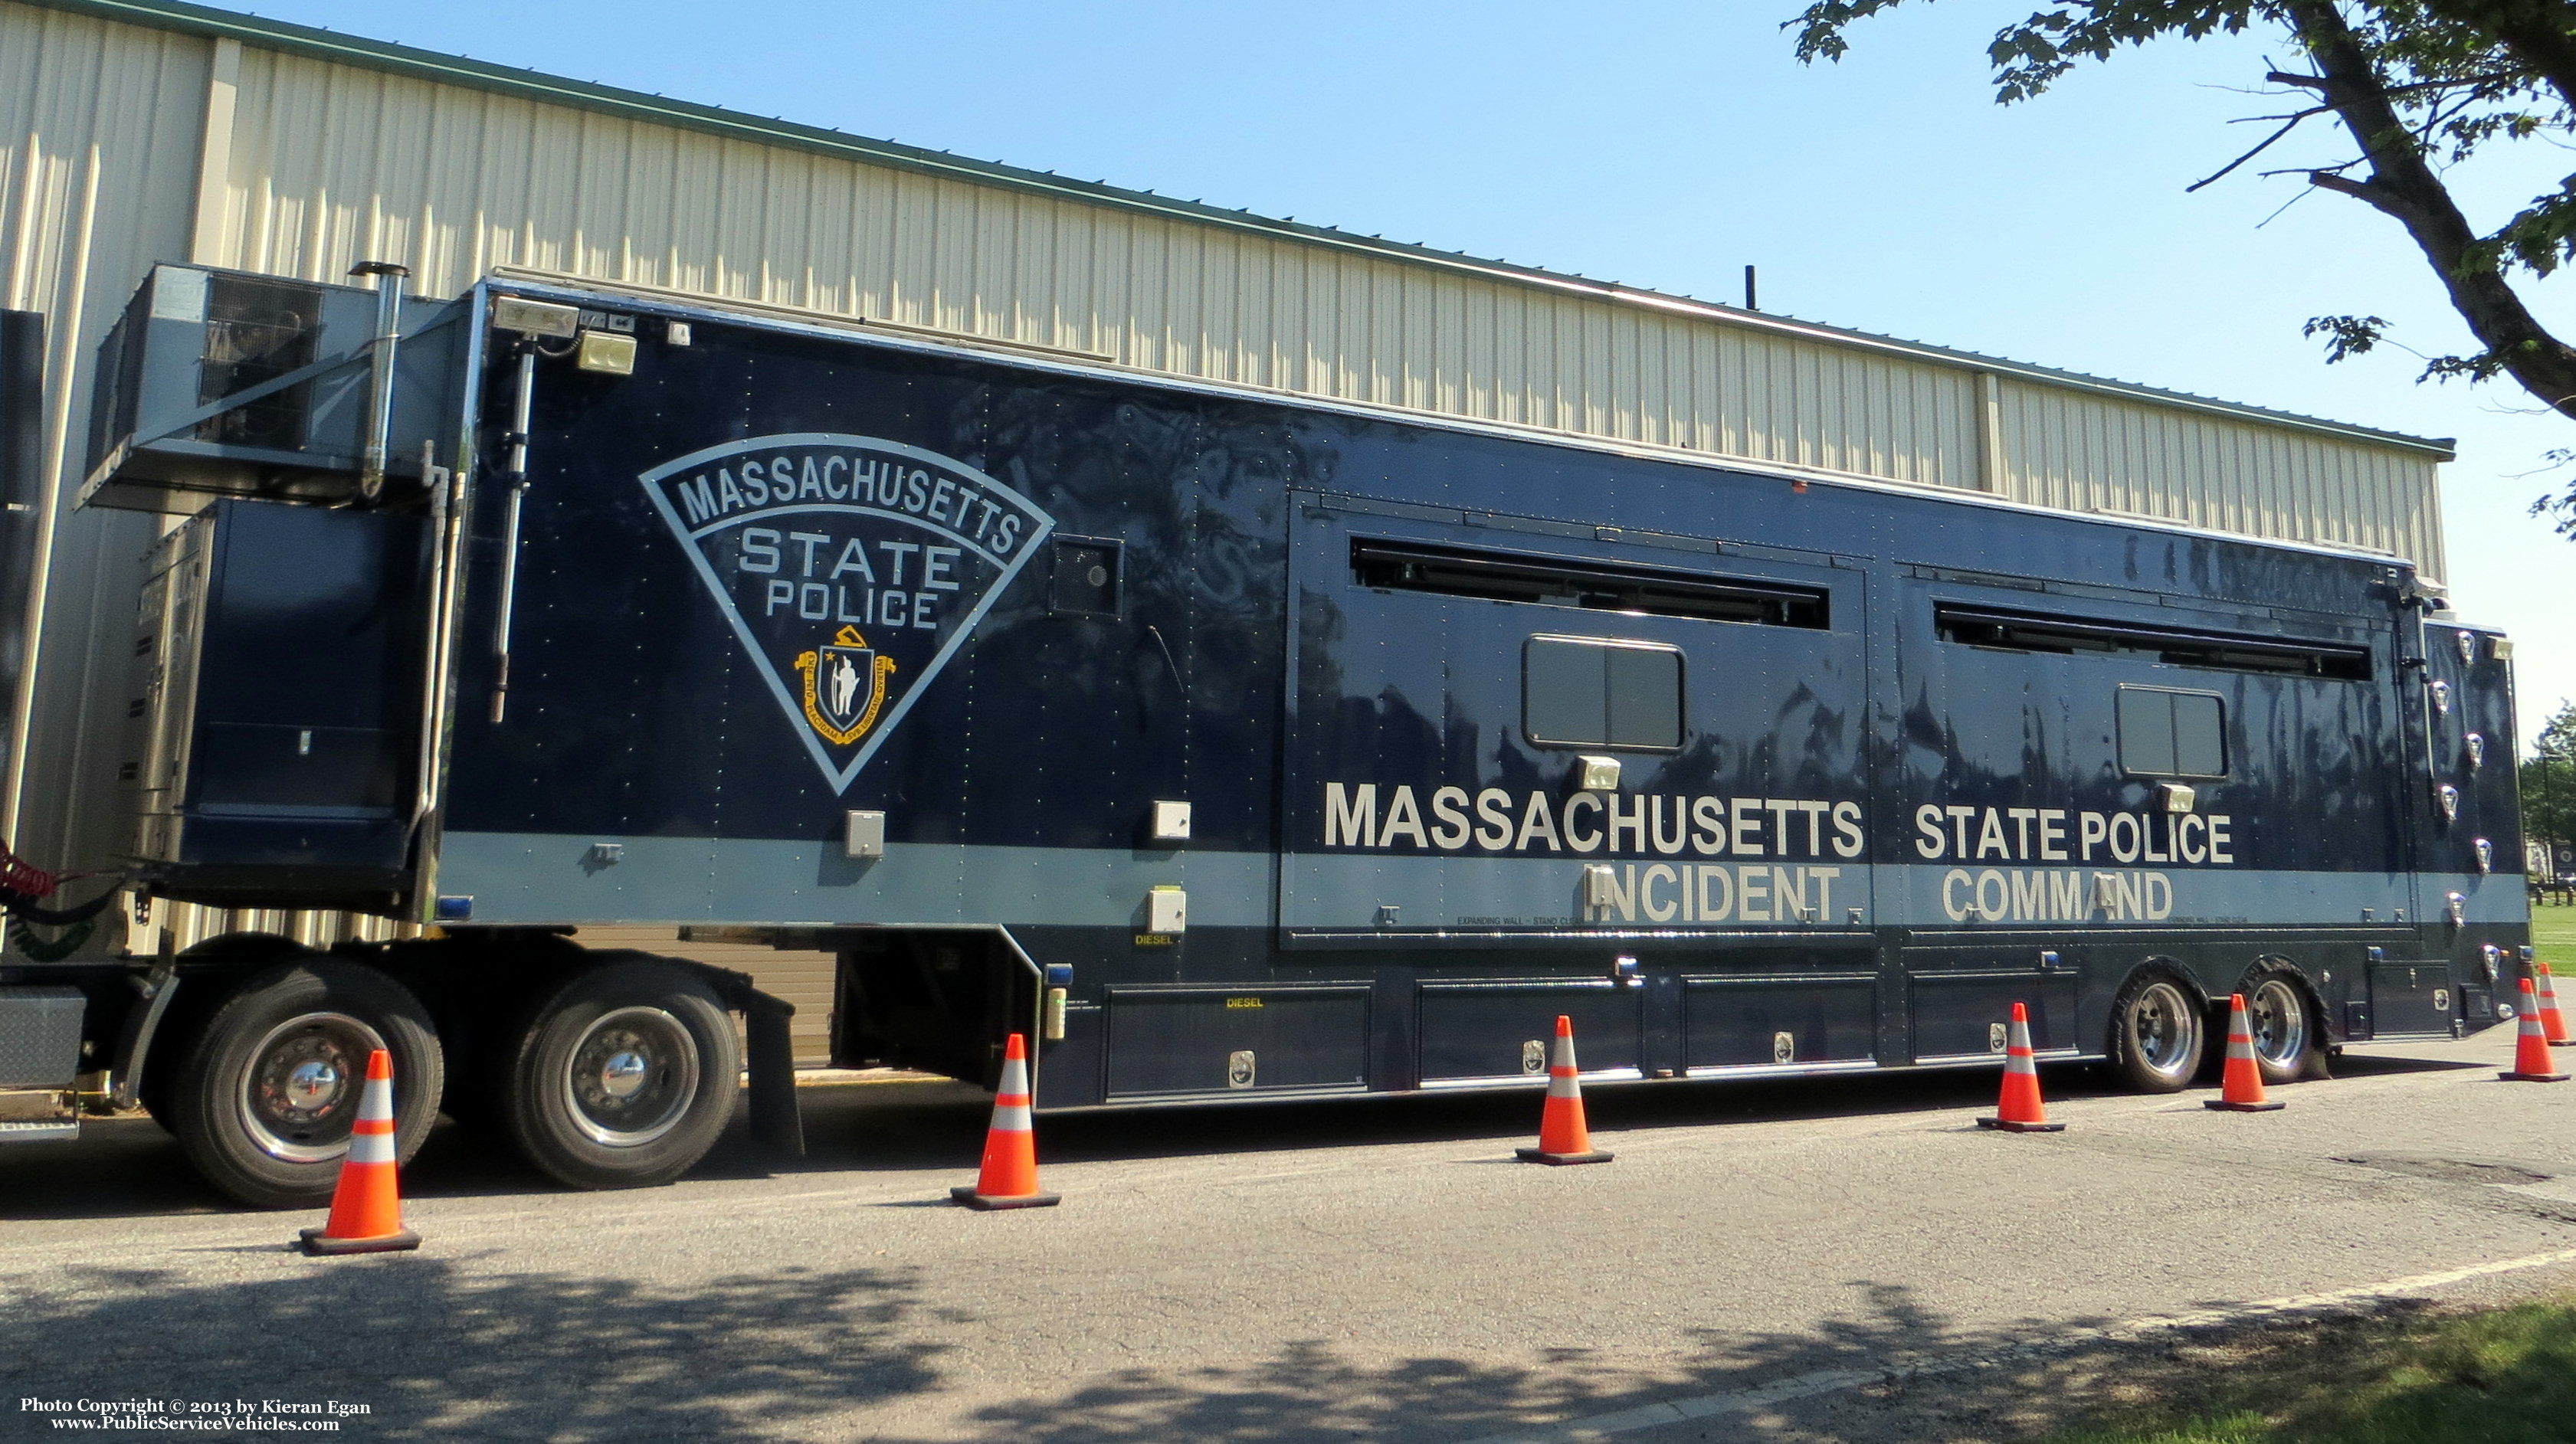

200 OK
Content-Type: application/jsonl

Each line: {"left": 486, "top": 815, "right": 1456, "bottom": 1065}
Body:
{"left": 27, "top": 0, "right": 2458, "bottom": 461}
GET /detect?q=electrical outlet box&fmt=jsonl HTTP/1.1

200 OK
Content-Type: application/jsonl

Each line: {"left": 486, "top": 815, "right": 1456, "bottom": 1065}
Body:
{"left": 844, "top": 810, "right": 885, "bottom": 859}
{"left": 1147, "top": 885, "right": 1188, "bottom": 934}
{"left": 1151, "top": 800, "right": 1191, "bottom": 842}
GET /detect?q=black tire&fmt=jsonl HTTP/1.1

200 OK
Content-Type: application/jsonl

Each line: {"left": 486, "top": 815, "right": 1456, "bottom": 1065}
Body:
{"left": 167, "top": 961, "right": 444, "bottom": 1209}
{"left": 2239, "top": 968, "right": 2316, "bottom": 1086}
{"left": 138, "top": 935, "right": 309, "bottom": 1134}
{"left": 501, "top": 959, "right": 739, "bottom": 1190}
{"left": 2107, "top": 969, "right": 2205, "bottom": 1093}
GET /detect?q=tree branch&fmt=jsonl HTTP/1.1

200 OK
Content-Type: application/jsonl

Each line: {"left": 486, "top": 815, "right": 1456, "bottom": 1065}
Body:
{"left": 2417, "top": 0, "right": 2576, "bottom": 113}
{"left": 2286, "top": 0, "right": 2576, "bottom": 418}
{"left": 2266, "top": 67, "right": 2530, "bottom": 96}
{"left": 2188, "top": 111, "right": 2325, "bottom": 191}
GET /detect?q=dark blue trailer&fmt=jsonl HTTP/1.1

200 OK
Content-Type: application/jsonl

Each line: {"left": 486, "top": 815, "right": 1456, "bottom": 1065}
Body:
{"left": 0, "top": 261, "right": 2528, "bottom": 1203}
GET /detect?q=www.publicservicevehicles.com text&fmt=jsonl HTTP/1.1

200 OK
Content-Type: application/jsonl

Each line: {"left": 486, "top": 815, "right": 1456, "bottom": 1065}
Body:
{"left": 20, "top": 1398, "right": 370, "bottom": 1431}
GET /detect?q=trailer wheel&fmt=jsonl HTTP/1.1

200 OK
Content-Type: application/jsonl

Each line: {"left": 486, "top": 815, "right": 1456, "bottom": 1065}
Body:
{"left": 502, "top": 960, "right": 739, "bottom": 1190}
{"left": 2108, "top": 971, "right": 2203, "bottom": 1092}
{"left": 2243, "top": 971, "right": 2314, "bottom": 1085}
{"left": 167, "top": 961, "right": 444, "bottom": 1208}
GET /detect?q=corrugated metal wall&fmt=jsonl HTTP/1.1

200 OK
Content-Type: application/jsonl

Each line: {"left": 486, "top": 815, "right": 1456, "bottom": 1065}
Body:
{"left": 204, "top": 44, "right": 1997, "bottom": 491}
{"left": 1993, "top": 379, "right": 2440, "bottom": 563}
{"left": 211, "top": 44, "right": 1998, "bottom": 486}
{"left": 196, "top": 41, "right": 2441, "bottom": 562}
{"left": 0, "top": 2, "right": 200, "bottom": 888}
{"left": 0, "top": 0, "right": 2450, "bottom": 902}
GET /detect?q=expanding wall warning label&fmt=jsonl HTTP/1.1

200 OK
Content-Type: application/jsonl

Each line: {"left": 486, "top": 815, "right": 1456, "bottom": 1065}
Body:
{"left": 638, "top": 432, "right": 1055, "bottom": 792}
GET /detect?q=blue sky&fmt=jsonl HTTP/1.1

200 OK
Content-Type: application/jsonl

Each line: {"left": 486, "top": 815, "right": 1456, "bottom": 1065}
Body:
{"left": 254, "top": 0, "right": 2576, "bottom": 747}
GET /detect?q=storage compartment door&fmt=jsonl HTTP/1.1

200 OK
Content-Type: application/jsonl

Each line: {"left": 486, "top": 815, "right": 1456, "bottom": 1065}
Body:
{"left": 1417, "top": 979, "right": 1645, "bottom": 1084}
{"left": 2368, "top": 958, "right": 2456, "bottom": 1039}
{"left": 1908, "top": 969, "right": 2079, "bottom": 1061}
{"left": 1684, "top": 974, "right": 1878, "bottom": 1072}
{"left": 1103, "top": 987, "right": 1371, "bottom": 1099}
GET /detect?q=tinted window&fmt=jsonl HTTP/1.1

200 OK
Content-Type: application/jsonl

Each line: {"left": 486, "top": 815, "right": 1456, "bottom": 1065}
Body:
{"left": 1937, "top": 603, "right": 2368, "bottom": 681}
{"left": 2119, "top": 687, "right": 2227, "bottom": 778}
{"left": 1525, "top": 637, "right": 1683, "bottom": 750}
{"left": 1353, "top": 538, "right": 1828, "bottom": 629}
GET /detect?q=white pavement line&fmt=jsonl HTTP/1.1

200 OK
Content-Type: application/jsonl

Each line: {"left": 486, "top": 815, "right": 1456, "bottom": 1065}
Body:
{"left": 1454, "top": 1245, "right": 2576, "bottom": 1444}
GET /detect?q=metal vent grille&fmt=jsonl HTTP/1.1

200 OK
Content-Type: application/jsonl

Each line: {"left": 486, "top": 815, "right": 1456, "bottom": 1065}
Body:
{"left": 195, "top": 275, "right": 323, "bottom": 450}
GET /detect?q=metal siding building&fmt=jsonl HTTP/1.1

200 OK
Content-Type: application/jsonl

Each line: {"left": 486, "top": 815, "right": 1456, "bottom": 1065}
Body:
{"left": 0, "top": 0, "right": 2453, "bottom": 942}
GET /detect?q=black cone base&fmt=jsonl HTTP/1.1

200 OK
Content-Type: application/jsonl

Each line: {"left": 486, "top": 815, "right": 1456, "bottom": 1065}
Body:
{"left": 297, "top": 1226, "right": 420, "bottom": 1256}
{"left": 951, "top": 1185, "right": 1060, "bottom": 1210}
{"left": 2205, "top": 1099, "right": 2286, "bottom": 1112}
{"left": 1976, "top": 1118, "right": 2065, "bottom": 1133}
{"left": 2500, "top": 1070, "right": 2571, "bottom": 1082}
{"left": 1515, "top": 1148, "right": 1614, "bottom": 1164}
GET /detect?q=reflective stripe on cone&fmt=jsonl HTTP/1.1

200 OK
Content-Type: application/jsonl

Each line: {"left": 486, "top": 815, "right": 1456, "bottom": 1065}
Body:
{"left": 952, "top": 1032, "right": 1061, "bottom": 1209}
{"left": 1978, "top": 1002, "right": 2065, "bottom": 1133}
{"left": 2502, "top": 979, "right": 2569, "bottom": 1082}
{"left": 2207, "top": 992, "right": 2284, "bottom": 1112}
{"left": 2538, "top": 964, "right": 2571, "bottom": 1046}
{"left": 297, "top": 1048, "right": 421, "bottom": 1256}
{"left": 1517, "top": 1014, "right": 1614, "bottom": 1165}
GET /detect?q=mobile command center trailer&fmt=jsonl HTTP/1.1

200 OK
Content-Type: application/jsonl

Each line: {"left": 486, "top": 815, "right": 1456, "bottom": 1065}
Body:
{"left": 0, "top": 260, "right": 2528, "bottom": 1204}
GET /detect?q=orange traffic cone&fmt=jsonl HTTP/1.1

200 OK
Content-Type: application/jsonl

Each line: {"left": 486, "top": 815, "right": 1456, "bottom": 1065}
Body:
{"left": 2538, "top": 964, "right": 2571, "bottom": 1046}
{"left": 952, "top": 1033, "right": 1060, "bottom": 1209}
{"left": 2502, "top": 978, "right": 2570, "bottom": 1082}
{"left": 1978, "top": 1003, "right": 2064, "bottom": 1132}
{"left": 297, "top": 1049, "right": 419, "bottom": 1256}
{"left": 1516, "top": 1015, "right": 1614, "bottom": 1164}
{"left": 2206, "top": 993, "right": 2285, "bottom": 1112}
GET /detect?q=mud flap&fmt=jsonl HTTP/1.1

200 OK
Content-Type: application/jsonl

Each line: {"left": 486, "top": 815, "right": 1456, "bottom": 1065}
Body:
{"left": 741, "top": 989, "right": 805, "bottom": 1155}
{"left": 696, "top": 964, "right": 805, "bottom": 1156}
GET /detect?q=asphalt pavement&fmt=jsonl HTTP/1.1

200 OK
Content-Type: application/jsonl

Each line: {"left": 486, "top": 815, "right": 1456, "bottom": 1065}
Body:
{"left": 6, "top": 1027, "right": 2576, "bottom": 1442}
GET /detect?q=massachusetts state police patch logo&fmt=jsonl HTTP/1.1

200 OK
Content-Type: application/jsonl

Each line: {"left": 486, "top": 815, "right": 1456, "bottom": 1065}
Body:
{"left": 638, "top": 434, "right": 1055, "bottom": 792}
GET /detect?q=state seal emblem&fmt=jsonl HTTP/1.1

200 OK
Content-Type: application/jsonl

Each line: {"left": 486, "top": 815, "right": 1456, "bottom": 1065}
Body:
{"left": 795, "top": 626, "right": 895, "bottom": 747}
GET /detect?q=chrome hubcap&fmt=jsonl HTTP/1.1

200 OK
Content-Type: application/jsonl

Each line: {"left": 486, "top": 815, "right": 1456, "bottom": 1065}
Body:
{"left": 599, "top": 1050, "right": 649, "bottom": 1099}
{"left": 2250, "top": 978, "right": 2307, "bottom": 1069}
{"left": 563, "top": 1007, "right": 700, "bottom": 1148}
{"left": 238, "top": 1011, "right": 386, "bottom": 1163}
{"left": 2129, "top": 981, "right": 2197, "bottom": 1080}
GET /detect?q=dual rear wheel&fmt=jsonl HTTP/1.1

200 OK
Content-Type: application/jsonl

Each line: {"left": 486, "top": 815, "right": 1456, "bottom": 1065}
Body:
{"left": 165, "top": 953, "right": 739, "bottom": 1207}
{"left": 499, "top": 960, "right": 741, "bottom": 1190}
{"left": 2108, "top": 968, "right": 2314, "bottom": 1094}
{"left": 167, "top": 960, "right": 444, "bottom": 1209}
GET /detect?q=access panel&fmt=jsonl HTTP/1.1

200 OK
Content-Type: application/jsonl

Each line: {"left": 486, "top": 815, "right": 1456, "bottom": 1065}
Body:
{"left": 1908, "top": 971, "right": 2079, "bottom": 1060}
{"left": 1683, "top": 974, "right": 1877, "bottom": 1071}
{"left": 1417, "top": 979, "right": 1645, "bottom": 1083}
{"left": 1104, "top": 987, "right": 1371, "bottom": 1099}
{"left": 2368, "top": 959, "right": 2456, "bottom": 1039}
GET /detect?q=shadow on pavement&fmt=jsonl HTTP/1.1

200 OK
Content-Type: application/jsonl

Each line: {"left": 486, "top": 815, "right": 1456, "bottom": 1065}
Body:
{"left": 0, "top": 1062, "right": 2053, "bottom": 1222}
{"left": 0, "top": 1036, "right": 2495, "bottom": 1223}
{"left": 3, "top": 1258, "right": 950, "bottom": 1442}
{"left": 0, "top": 1258, "right": 2054, "bottom": 1443}
{"left": 783, "top": 1059, "right": 2100, "bottom": 1178}
{"left": 2, "top": 1204, "right": 2535, "bottom": 1442}
{"left": 2329, "top": 1050, "right": 2493, "bottom": 1077}
{"left": 860, "top": 1278, "right": 2096, "bottom": 1443}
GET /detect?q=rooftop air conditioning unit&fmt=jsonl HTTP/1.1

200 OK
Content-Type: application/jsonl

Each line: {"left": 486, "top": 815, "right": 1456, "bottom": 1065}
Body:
{"left": 80, "top": 263, "right": 458, "bottom": 512}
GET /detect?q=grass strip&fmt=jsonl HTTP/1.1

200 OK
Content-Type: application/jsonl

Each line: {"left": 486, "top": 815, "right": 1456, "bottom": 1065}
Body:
{"left": 2531, "top": 905, "right": 2576, "bottom": 972}
{"left": 2043, "top": 1295, "right": 2576, "bottom": 1443}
